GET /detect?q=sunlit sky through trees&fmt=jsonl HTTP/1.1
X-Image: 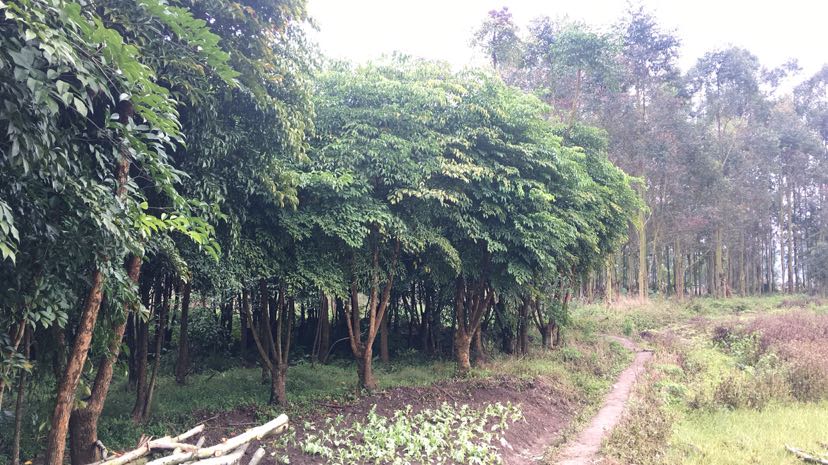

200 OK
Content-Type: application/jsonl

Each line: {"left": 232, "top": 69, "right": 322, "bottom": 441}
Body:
{"left": 307, "top": 0, "right": 827, "bottom": 82}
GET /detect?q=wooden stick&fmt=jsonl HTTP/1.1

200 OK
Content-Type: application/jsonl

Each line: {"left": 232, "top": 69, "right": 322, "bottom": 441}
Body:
{"left": 787, "top": 445, "right": 828, "bottom": 465}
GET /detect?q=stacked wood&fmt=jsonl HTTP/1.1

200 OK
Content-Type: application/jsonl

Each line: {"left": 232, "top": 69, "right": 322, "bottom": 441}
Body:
{"left": 87, "top": 415, "right": 288, "bottom": 465}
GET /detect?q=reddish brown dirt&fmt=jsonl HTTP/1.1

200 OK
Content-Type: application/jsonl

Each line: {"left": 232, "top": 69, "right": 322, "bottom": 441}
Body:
{"left": 554, "top": 337, "right": 652, "bottom": 465}
{"left": 189, "top": 374, "right": 578, "bottom": 465}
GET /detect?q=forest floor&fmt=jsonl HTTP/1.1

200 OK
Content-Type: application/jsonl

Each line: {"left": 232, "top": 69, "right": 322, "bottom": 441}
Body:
{"left": 80, "top": 324, "right": 632, "bottom": 465}
{"left": 7, "top": 294, "right": 825, "bottom": 465}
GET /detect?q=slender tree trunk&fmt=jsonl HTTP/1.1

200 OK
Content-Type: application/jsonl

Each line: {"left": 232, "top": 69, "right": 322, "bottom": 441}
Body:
{"left": 140, "top": 277, "right": 172, "bottom": 421}
{"left": 317, "top": 293, "right": 330, "bottom": 363}
{"left": 130, "top": 284, "right": 154, "bottom": 422}
{"left": 637, "top": 210, "right": 647, "bottom": 300}
{"left": 605, "top": 256, "right": 614, "bottom": 304}
{"left": 175, "top": 281, "right": 192, "bottom": 384}
{"left": 787, "top": 182, "right": 795, "bottom": 293}
{"left": 357, "top": 344, "right": 377, "bottom": 391}
{"left": 44, "top": 270, "right": 105, "bottom": 465}
{"left": 675, "top": 238, "right": 684, "bottom": 300}
{"left": 11, "top": 328, "right": 29, "bottom": 465}
{"left": 379, "top": 310, "right": 390, "bottom": 363}
{"left": 518, "top": 298, "right": 529, "bottom": 355}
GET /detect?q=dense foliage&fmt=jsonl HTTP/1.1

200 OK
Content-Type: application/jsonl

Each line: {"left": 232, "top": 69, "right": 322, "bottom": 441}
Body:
{"left": 0, "top": 1, "right": 639, "bottom": 463}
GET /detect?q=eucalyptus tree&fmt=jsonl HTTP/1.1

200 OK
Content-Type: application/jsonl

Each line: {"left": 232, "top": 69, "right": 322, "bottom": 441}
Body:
{"left": 520, "top": 18, "right": 619, "bottom": 126}
{"left": 472, "top": 7, "right": 522, "bottom": 74}
{"left": 687, "top": 47, "right": 765, "bottom": 296}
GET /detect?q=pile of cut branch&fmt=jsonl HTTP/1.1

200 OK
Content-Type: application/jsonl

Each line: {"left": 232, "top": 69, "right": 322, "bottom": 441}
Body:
{"left": 88, "top": 415, "right": 288, "bottom": 465}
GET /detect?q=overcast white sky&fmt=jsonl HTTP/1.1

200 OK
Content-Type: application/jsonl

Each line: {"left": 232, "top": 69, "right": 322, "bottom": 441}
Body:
{"left": 306, "top": 0, "right": 827, "bottom": 81}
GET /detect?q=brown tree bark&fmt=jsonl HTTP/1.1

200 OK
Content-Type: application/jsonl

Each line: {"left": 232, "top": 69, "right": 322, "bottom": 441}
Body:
{"left": 140, "top": 276, "right": 172, "bottom": 421}
{"left": 44, "top": 270, "right": 105, "bottom": 465}
{"left": 453, "top": 274, "right": 494, "bottom": 376}
{"left": 69, "top": 255, "right": 141, "bottom": 465}
{"left": 472, "top": 326, "right": 486, "bottom": 366}
{"left": 379, "top": 310, "right": 390, "bottom": 363}
{"left": 517, "top": 297, "right": 529, "bottom": 355}
{"left": 130, "top": 284, "right": 152, "bottom": 421}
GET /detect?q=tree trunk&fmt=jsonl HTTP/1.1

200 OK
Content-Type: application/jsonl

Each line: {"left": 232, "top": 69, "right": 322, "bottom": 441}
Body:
{"left": 637, "top": 209, "right": 647, "bottom": 300}
{"left": 316, "top": 293, "right": 331, "bottom": 363}
{"left": 11, "top": 328, "right": 29, "bottom": 465}
{"left": 379, "top": 310, "right": 390, "bottom": 363}
{"left": 69, "top": 255, "right": 141, "bottom": 465}
{"left": 454, "top": 331, "right": 472, "bottom": 376}
{"left": 130, "top": 307, "right": 150, "bottom": 421}
{"left": 240, "top": 289, "right": 251, "bottom": 359}
{"left": 675, "top": 238, "right": 684, "bottom": 300}
{"left": 472, "top": 327, "right": 486, "bottom": 366}
{"left": 269, "top": 367, "right": 287, "bottom": 405}
{"left": 141, "top": 277, "right": 171, "bottom": 421}
{"left": 44, "top": 270, "right": 105, "bottom": 465}
{"left": 540, "top": 322, "right": 556, "bottom": 350}
{"left": 518, "top": 299, "right": 529, "bottom": 355}
{"left": 357, "top": 345, "right": 377, "bottom": 391}
{"left": 175, "top": 281, "right": 192, "bottom": 385}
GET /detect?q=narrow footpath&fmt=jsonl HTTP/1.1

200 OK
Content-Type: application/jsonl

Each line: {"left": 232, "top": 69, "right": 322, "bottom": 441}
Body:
{"left": 554, "top": 336, "right": 653, "bottom": 465}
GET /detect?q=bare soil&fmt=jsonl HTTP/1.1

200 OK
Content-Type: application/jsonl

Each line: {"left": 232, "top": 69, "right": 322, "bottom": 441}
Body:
{"left": 191, "top": 374, "right": 578, "bottom": 464}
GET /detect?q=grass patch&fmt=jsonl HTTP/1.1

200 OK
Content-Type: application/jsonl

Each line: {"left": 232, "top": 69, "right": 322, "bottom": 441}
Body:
{"left": 670, "top": 402, "right": 828, "bottom": 465}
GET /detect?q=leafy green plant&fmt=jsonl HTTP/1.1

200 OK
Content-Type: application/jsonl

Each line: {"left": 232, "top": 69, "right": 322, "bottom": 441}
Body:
{"left": 299, "top": 402, "right": 522, "bottom": 465}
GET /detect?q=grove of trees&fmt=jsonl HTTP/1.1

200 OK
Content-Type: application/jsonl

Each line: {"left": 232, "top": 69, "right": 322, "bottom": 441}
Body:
{"left": 1, "top": 1, "right": 826, "bottom": 464}
{"left": 475, "top": 6, "right": 828, "bottom": 300}
{"left": 0, "top": 1, "right": 643, "bottom": 464}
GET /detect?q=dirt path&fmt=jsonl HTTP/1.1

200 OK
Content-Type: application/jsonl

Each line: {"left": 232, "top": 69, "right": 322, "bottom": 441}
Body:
{"left": 554, "top": 336, "right": 652, "bottom": 465}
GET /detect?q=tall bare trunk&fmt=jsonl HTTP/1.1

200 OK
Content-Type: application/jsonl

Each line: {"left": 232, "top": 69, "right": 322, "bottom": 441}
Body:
{"left": 637, "top": 210, "right": 647, "bottom": 300}
{"left": 11, "top": 328, "right": 29, "bottom": 465}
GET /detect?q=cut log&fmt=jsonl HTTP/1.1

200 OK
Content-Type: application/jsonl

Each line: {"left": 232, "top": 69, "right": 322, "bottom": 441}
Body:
{"left": 85, "top": 417, "right": 287, "bottom": 465}
{"left": 188, "top": 444, "right": 249, "bottom": 465}
{"left": 89, "top": 425, "right": 204, "bottom": 465}
{"left": 145, "top": 415, "right": 288, "bottom": 465}
{"left": 787, "top": 445, "right": 828, "bottom": 465}
{"left": 247, "top": 448, "right": 266, "bottom": 465}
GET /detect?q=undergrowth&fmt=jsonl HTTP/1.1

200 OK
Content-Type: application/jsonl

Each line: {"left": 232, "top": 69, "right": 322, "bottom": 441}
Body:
{"left": 599, "top": 294, "right": 828, "bottom": 465}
